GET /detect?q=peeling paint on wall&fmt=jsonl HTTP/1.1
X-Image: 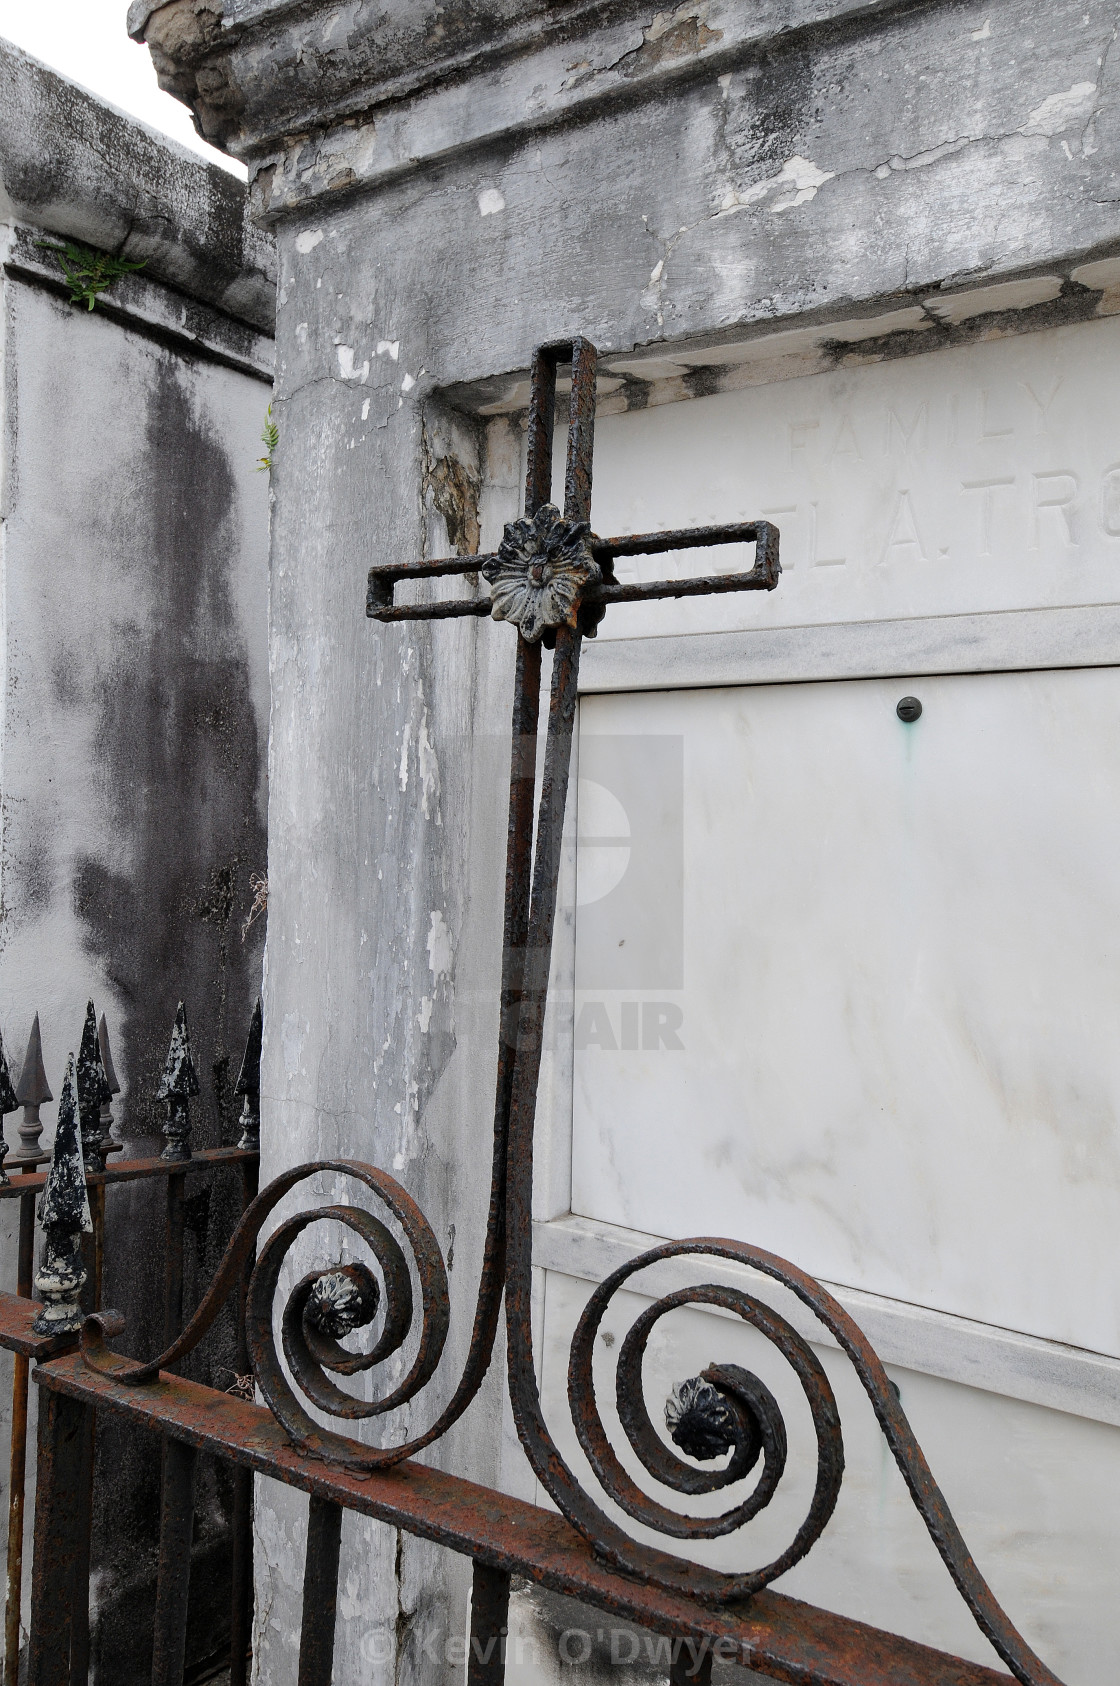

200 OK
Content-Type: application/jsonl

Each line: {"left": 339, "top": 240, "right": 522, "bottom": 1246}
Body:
{"left": 422, "top": 426, "right": 482, "bottom": 557}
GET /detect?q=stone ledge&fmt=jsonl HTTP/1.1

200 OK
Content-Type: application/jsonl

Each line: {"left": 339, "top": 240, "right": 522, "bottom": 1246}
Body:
{"left": 534, "top": 1213, "right": 1120, "bottom": 1427}
{"left": 129, "top": 0, "right": 924, "bottom": 177}
{"left": 3, "top": 223, "right": 274, "bottom": 381}
{"left": 0, "top": 38, "right": 275, "bottom": 333}
{"left": 577, "top": 603, "right": 1120, "bottom": 694}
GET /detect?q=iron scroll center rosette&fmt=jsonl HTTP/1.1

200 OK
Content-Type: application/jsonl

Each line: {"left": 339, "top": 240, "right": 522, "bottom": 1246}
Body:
{"left": 482, "top": 504, "right": 611, "bottom": 645}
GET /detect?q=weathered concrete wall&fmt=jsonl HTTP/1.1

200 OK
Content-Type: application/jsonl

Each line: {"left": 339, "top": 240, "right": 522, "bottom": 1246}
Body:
{"left": 0, "top": 36, "right": 273, "bottom": 329}
{"left": 129, "top": 2, "right": 1120, "bottom": 1684}
{"left": 0, "top": 38, "right": 274, "bottom": 1684}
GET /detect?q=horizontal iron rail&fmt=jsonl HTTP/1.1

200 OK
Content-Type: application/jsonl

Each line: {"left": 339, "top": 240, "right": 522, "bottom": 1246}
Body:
{"left": 0, "top": 1293, "right": 77, "bottom": 1360}
{"left": 28, "top": 1336, "right": 1009, "bottom": 1686}
{"left": 0, "top": 1145, "right": 257, "bottom": 1200}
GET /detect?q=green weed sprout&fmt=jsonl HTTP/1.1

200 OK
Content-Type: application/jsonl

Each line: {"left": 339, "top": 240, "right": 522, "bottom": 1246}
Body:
{"left": 36, "top": 239, "right": 147, "bottom": 310}
{"left": 257, "top": 404, "right": 279, "bottom": 472}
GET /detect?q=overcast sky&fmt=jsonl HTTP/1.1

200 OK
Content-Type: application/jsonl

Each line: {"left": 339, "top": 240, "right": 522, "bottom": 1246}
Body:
{"left": 0, "top": 0, "right": 245, "bottom": 176}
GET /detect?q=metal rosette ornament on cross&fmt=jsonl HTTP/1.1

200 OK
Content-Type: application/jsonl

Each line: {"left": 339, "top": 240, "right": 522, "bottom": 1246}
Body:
{"left": 481, "top": 503, "right": 611, "bottom": 644}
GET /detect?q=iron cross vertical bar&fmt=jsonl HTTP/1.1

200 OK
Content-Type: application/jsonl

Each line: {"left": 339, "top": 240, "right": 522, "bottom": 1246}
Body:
{"left": 362, "top": 334, "right": 780, "bottom": 1511}
{"left": 405, "top": 340, "right": 599, "bottom": 1439}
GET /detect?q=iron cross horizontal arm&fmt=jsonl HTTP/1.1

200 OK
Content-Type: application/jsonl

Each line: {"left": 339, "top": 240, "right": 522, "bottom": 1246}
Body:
{"left": 366, "top": 338, "right": 778, "bottom": 633}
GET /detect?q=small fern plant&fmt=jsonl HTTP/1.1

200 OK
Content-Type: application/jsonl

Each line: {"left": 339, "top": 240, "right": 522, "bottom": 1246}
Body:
{"left": 36, "top": 239, "right": 147, "bottom": 309}
{"left": 257, "top": 404, "right": 279, "bottom": 472}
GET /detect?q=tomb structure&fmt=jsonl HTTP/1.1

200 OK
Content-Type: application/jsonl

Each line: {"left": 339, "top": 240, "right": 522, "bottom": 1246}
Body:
{"left": 0, "top": 40, "right": 272, "bottom": 1680}
{"left": 131, "top": 2, "right": 1120, "bottom": 1681}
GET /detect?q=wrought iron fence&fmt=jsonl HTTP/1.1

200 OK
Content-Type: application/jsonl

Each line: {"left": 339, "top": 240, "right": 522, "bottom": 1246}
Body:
{"left": 0, "top": 997, "right": 261, "bottom": 1685}
{"left": 5, "top": 340, "right": 1074, "bottom": 1686}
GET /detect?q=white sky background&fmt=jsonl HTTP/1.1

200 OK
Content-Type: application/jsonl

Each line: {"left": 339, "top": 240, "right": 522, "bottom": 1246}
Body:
{"left": 0, "top": 0, "right": 246, "bottom": 177}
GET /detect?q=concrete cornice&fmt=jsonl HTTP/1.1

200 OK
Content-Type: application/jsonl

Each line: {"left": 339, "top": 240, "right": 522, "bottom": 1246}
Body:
{"left": 2, "top": 223, "right": 274, "bottom": 381}
{"left": 0, "top": 38, "right": 275, "bottom": 331}
{"left": 129, "top": 0, "right": 914, "bottom": 219}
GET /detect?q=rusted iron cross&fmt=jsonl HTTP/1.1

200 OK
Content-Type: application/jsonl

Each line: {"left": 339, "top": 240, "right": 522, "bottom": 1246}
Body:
{"left": 356, "top": 346, "right": 1065, "bottom": 1686}
{"left": 360, "top": 334, "right": 792, "bottom": 1594}
{"left": 366, "top": 336, "right": 779, "bottom": 641}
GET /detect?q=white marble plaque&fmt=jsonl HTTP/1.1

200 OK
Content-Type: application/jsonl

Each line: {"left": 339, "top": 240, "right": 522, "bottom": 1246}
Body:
{"left": 582, "top": 315, "right": 1120, "bottom": 641}
{"left": 571, "top": 669, "right": 1120, "bottom": 1355}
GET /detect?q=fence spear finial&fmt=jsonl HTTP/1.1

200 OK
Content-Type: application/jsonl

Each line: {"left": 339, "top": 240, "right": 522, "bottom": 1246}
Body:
{"left": 234, "top": 998, "right": 262, "bottom": 1152}
{"left": 97, "top": 1013, "right": 123, "bottom": 1156}
{"left": 14, "top": 1013, "right": 52, "bottom": 1168}
{"left": 0, "top": 1028, "right": 19, "bottom": 1188}
{"left": 33, "top": 1051, "right": 90, "bottom": 1334}
{"left": 76, "top": 1000, "right": 110, "bottom": 1175}
{"left": 158, "top": 1001, "right": 199, "bottom": 1163}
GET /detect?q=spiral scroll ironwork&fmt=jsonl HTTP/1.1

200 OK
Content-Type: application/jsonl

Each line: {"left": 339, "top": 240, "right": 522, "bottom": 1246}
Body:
{"left": 568, "top": 1275, "right": 843, "bottom": 1583}
{"left": 512, "top": 1235, "right": 1063, "bottom": 1686}
{"left": 248, "top": 1184, "right": 448, "bottom": 1451}
{"left": 82, "top": 1158, "right": 464, "bottom": 1471}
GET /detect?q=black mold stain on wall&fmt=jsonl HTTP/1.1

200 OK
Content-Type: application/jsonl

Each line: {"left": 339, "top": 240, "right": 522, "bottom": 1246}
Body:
{"left": 71, "top": 361, "right": 267, "bottom": 1684}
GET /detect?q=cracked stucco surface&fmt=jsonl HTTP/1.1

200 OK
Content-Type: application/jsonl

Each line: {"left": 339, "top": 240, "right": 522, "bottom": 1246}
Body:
{"left": 245, "top": 0, "right": 1120, "bottom": 399}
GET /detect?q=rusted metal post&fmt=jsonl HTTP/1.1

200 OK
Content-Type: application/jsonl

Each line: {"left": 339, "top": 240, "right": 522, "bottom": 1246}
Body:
{"left": 27, "top": 1387, "right": 91, "bottom": 1686}
{"left": 228, "top": 1470, "right": 254, "bottom": 1686}
{"left": 228, "top": 1254, "right": 258, "bottom": 1681}
{"left": 163, "top": 1175, "right": 185, "bottom": 1351}
{"left": 467, "top": 1562, "right": 510, "bottom": 1686}
{"left": 229, "top": 1002, "right": 262, "bottom": 1686}
{"left": 4, "top": 1347, "right": 31, "bottom": 1686}
{"left": 5, "top": 1188, "right": 38, "bottom": 1686}
{"left": 15, "top": 1190, "right": 34, "bottom": 1302}
{"left": 669, "top": 1640, "right": 713, "bottom": 1686}
{"left": 66, "top": 1414, "right": 95, "bottom": 1686}
{"left": 296, "top": 1495, "right": 342, "bottom": 1686}
{"left": 90, "top": 1187, "right": 105, "bottom": 1315}
{"left": 151, "top": 1437, "right": 197, "bottom": 1686}
{"left": 2, "top": 1025, "right": 34, "bottom": 1685}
